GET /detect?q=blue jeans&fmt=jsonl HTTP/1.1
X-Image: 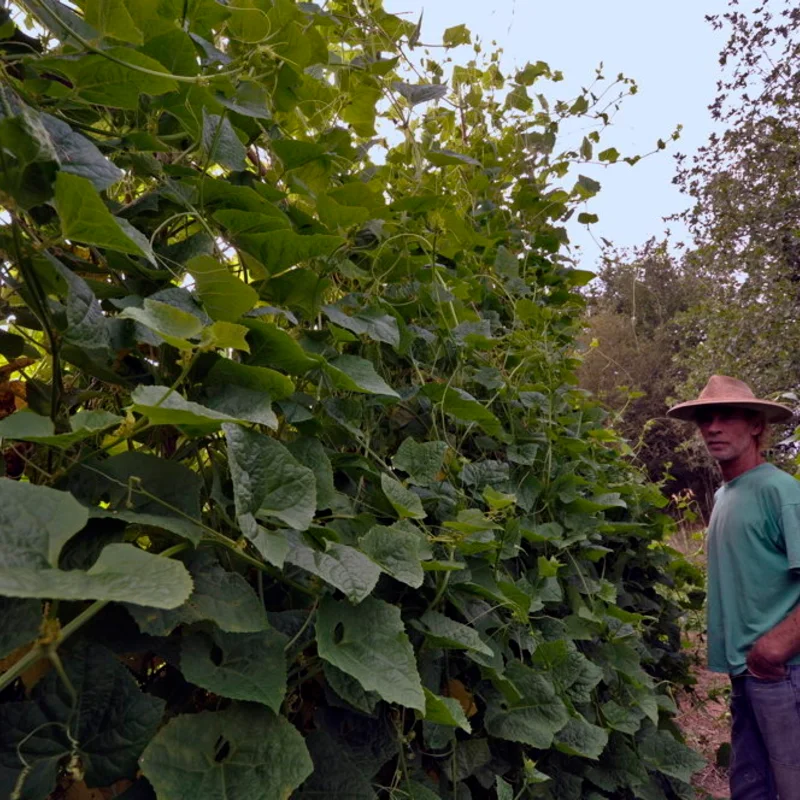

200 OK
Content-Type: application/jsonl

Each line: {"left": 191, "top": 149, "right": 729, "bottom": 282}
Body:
{"left": 730, "top": 666, "right": 800, "bottom": 799}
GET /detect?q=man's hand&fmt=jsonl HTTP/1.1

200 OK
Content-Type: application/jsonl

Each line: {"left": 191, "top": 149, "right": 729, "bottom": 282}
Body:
{"left": 747, "top": 633, "right": 789, "bottom": 680}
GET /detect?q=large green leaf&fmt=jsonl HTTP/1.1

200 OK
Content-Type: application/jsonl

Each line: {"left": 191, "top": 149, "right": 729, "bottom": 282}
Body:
{"left": 322, "top": 304, "right": 400, "bottom": 346}
{"left": 237, "top": 230, "right": 343, "bottom": 274}
{"left": 0, "top": 544, "right": 193, "bottom": 608}
{"left": 181, "top": 625, "right": 288, "bottom": 712}
{"left": 70, "top": 450, "right": 204, "bottom": 524}
{"left": 127, "top": 550, "right": 268, "bottom": 636}
{"left": 52, "top": 47, "right": 178, "bottom": 108}
{"left": 316, "top": 596, "right": 424, "bottom": 711}
{"left": 326, "top": 356, "right": 400, "bottom": 398}
{"left": 485, "top": 663, "right": 569, "bottom": 749}
{"left": 0, "top": 644, "right": 164, "bottom": 799}
{"left": 0, "top": 104, "right": 58, "bottom": 208}
{"left": 120, "top": 298, "right": 204, "bottom": 349}
{"left": 49, "top": 256, "right": 114, "bottom": 362}
{"left": 423, "top": 688, "right": 471, "bottom": 732}
{"left": 205, "top": 354, "right": 296, "bottom": 400}
{"left": 393, "top": 438, "right": 448, "bottom": 485}
{"left": 201, "top": 110, "right": 247, "bottom": 170}
{"left": 140, "top": 705, "right": 313, "bottom": 800}
{"left": 224, "top": 423, "right": 317, "bottom": 531}
{"left": 359, "top": 524, "right": 425, "bottom": 588}
{"left": 415, "top": 610, "right": 494, "bottom": 656}
{"left": 0, "top": 409, "right": 122, "bottom": 448}
{"left": 40, "top": 112, "right": 122, "bottom": 190}
{"left": 205, "top": 384, "right": 279, "bottom": 430}
{"left": 84, "top": 0, "right": 143, "bottom": 44}
{"left": 285, "top": 532, "right": 380, "bottom": 603}
{"left": 55, "top": 173, "right": 155, "bottom": 263}
{"left": 241, "top": 319, "right": 323, "bottom": 374}
{"left": 286, "top": 437, "right": 338, "bottom": 509}
{"left": 421, "top": 384, "right": 509, "bottom": 441}
{"left": 130, "top": 385, "right": 245, "bottom": 429}
{"left": 380, "top": 474, "right": 426, "bottom": 519}
{"left": 0, "top": 479, "right": 88, "bottom": 569}
{"left": 324, "top": 663, "right": 380, "bottom": 715}
{"left": 554, "top": 715, "right": 609, "bottom": 760}
{"left": 637, "top": 726, "right": 706, "bottom": 783}
{"left": 187, "top": 255, "right": 257, "bottom": 321}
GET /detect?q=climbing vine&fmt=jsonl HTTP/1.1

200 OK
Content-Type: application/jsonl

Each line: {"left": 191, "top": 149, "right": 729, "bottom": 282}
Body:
{"left": 0, "top": 1, "right": 701, "bottom": 797}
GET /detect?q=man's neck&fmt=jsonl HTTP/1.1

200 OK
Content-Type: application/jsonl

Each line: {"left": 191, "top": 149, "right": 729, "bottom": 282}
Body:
{"left": 720, "top": 452, "right": 765, "bottom": 482}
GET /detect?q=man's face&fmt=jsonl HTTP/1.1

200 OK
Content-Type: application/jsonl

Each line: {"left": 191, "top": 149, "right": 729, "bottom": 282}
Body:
{"left": 695, "top": 406, "right": 762, "bottom": 463}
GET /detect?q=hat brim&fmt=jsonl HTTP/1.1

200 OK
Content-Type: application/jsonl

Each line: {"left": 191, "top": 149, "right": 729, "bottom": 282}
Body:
{"left": 666, "top": 398, "right": 794, "bottom": 424}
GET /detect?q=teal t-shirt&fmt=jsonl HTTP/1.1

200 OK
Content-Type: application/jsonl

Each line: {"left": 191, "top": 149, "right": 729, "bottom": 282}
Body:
{"left": 707, "top": 462, "right": 800, "bottom": 675}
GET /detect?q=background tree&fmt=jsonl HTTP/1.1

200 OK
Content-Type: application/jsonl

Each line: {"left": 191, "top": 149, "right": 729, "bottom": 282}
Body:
{"left": 672, "top": 0, "right": 800, "bottom": 408}
{"left": 579, "top": 241, "right": 719, "bottom": 516}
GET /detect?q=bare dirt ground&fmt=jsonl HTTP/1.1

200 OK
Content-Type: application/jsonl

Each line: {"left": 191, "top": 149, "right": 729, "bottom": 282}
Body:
{"left": 670, "top": 525, "right": 731, "bottom": 798}
{"left": 675, "top": 635, "right": 731, "bottom": 799}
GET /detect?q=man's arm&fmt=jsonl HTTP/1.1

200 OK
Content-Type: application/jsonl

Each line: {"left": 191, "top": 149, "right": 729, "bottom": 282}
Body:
{"left": 747, "top": 604, "right": 800, "bottom": 679}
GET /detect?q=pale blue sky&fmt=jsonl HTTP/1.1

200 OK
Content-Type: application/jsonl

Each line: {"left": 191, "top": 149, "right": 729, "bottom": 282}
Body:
{"left": 385, "top": 0, "right": 732, "bottom": 269}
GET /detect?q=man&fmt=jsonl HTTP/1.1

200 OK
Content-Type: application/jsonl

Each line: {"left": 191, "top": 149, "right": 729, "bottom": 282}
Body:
{"left": 667, "top": 375, "right": 800, "bottom": 799}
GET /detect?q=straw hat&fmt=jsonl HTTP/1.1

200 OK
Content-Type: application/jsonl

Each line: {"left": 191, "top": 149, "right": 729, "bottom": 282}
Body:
{"left": 666, "top": 375, "right": 793, "bottom": 423}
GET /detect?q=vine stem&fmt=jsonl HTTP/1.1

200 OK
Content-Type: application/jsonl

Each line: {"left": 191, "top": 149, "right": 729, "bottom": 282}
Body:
{"left": 0, "top": 543, "right": 189, "bottom": 694}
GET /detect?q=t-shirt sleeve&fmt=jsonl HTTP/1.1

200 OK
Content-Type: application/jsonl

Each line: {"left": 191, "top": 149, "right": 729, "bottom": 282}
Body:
{"left": 781, "top": 503, "right": 800, "bottom": 569}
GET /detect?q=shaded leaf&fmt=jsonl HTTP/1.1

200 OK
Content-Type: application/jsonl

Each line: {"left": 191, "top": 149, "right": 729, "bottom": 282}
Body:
{"left": 316, "top": 596, "right": 424, "bottom": 711}
{"left": 55, "top": 173, "right": 155, "bottom": 263}
{"left": 485, "top": 663, "right": 569, "bottom": 749}
{"left": 0, "top": 409, "right": 121, "bottom": 449}
{"left": 554, "top": 715, "right": 608, "bottom": 759}
{"left": 381, "top": 474, "right": 426, "bottom": 519}
{"left": 126, "top": 550, "right": 268, "bottom": 636}
{"left": 120, "top": 298, "right": 203, "bottom": 350}
{"left": 286, "top": 532, "right": 380, "bottom": 603}
{"left": 140, "top": 705, "right": 313, "bottom": 800}
{"left": 181, "top": 625, "right": 288, "bottom": 712}
{"left": 359, "top": 524, "right": 425, "bottom": 588}
{"left": 326, "top": 356, "right": 400, "bottom": 398}
{"left": 0, "top": 544, "right": 193, "bottom": 608}
{"left": 40, "top": 112, "right": 122, "bottom": 190}
{"left": 393, "top": 438, "right": 447, "bottom": 485}
{"left": 224, "top": 423, "right": 317, "bottom": 531}
{"left": 0, "top": 644, "right": 164, "bottom": 798}
{"left": 187, "top": 255, "right": 257, "bottom": 322}
{"left": 201, "top": 110, "right": 247, "bottom": 171}
{"left": 0, "top": 597, "right": 41, "bottom": 659}
{"left": 323, "top": 304, "right": 400, "bottom": 346}
{"left": 423, "top": 688, "right": 471, "bottom": 732}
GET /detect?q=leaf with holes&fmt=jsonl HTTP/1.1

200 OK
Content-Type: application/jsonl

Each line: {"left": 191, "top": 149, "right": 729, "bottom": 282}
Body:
{"left": 316, "top": 596, "right": 424, "bottom": 711}
{"left": 181, "top": 625, "right": 288, "bottom": 713}
{"left": 140, "top": 705, "right": 312, "bottom": 800}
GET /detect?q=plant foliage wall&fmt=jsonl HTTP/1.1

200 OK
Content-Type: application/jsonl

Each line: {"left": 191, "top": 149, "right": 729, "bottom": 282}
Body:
{"left": 0, "top": 1, "right": 702, "bottom": 797}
